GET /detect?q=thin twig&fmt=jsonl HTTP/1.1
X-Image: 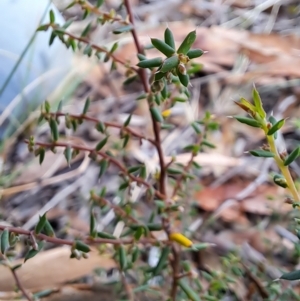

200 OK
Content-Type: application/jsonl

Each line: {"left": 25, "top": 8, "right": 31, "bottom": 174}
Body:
{"left": 122, "top": 1, "right": 179, "bottom": 299}
{"left": 0, "top": 224, "right": 166, "bottom": 246}
{"left": 10, "top": 268, "right": 33, "bottom": 301}
{"left": 24, "top": 139, "right": 166, "bottom": 200}
{"left": 46, "top": 112, "right": 155, "bottom": 144}
{"left": 49, "top": 24, "right": 138, "bottom": 73}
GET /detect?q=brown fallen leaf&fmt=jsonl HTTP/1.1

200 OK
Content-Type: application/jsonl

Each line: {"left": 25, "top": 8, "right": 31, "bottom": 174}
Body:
{"left": 0, "top": 247, "right": 116, "bottom": 292}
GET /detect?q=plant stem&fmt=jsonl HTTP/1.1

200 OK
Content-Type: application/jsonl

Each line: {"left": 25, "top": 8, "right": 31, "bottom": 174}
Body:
{"left": 267, "top": 135, "right": 300, "bottom": 202}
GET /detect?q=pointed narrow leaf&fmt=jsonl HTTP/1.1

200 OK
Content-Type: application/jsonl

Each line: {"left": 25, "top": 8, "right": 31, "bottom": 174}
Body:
{"left": 49, "top": 10, "right": 55, "bottom": 23}
{"left": 89, "top": 210, "right": 96, "bottom": 238}
{"left": 118, "top": 245, "right": 127, "bottom": 270}
{"left": 81, "top": 22, "right": 92, "bottom": 37}
{"left": 151, "top": 38, "right": 175, "bottom": 57}
{"left": 268, "top": 115, "right": 278, "bottom": 139}
{"left": 178, "top": 279, "right": 201, "bottom": 301}
{"left": 160, "top": 56, "right": 179, "bottom": 73}
{"left": 95, "top": 136, "right": 109, "bottom": 151}
{"left": 187, "top": 48, "right": 204, "bottom": 59}
{"left": 284, "top": 147, "right": 300, "bottom": 166}
{"left": 82, "top": 97, "right": 90, "bottom": 114}
{"left": 97, "top": 232, "right": 116, "bottom": 239}
{"left": 164, "top": 27, "right": 175, "bottom": 49}
{"left": 113, "top": 25, "right": 133, "bottom": 34}
{"left": 150, "top": 107, "right": 164, "bottom": 123}
{"left": 49, "top": 32, "right": 57, "bottom": 46}
{"left": 24, "top": 241, "right": 44, "bottom": 262}
{"left": 177, "top": 30, "right": 196, "bottom": 55}
{"left": 124, "top": 114, "right": 132, "bottom": 127}
{"left": 177, "top": 69, "right": 189, "bottom": 87}
{"left": 267, "top": 119, "right": 285, "bottom": 136}
{"left": 35, "top": 213, "right": 47, "bottom": 234}
{"left": 44, "top": 220, "right": 55, "bottom": 237}
{"left": 252, "top": 85, "right": 266, "bottom": 119}
{"left": 1, "top": 229, "right": 10, "bottom": 254}
{"left": 74, "top": 240, "right": 90, "bottom": 253}
{"left": 64, "top": 145, "right": 72, "bottom": 167}
{"left": 49, "top": 119, "right": 59, "bottom": 141}
{"left": 137, "top": 57, "right": 163, "bottom": 68}
{"left": 153, "top": 246, "right": 170, "bottom": 276}
{"left": 233, "top": 116, "right": 261, "bottom": 128}
{"left": 98, "top": 159, "right": 109, "bottom": 178}
{"left": 39, "top": 148, "right": 45, "bottom": 165}
{"left": 249, "top": 150, "right": 274, "bottom": 157}
{"left": 280, "top": 270, "right": 300, "bottom": 281}
{"left": 37, "top": 24, "right": 49, "bottom": 32}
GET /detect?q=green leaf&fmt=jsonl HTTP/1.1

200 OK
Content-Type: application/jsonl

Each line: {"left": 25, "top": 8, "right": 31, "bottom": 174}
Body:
{"left": 49, "top": 10, "right": 55, "bottom": 23}
{"left": 24, "top": 241, "right": 44, "bottom": 262}
{"left": 110, "top": 42, "right": 118, "bottom": 54}
{"left": 95, "top": 136, "right": 109, "bottom": 151}
{"left": 191, "top": 122, "right": 201, "bottom": 134}
{"left": 187, "top": 48, "right": 204, "bottom": 59}
{"left": 153, "top": 246, "right": 170, "bottom": 276}
{"left": 98, "top": 159, "right": 109, "bottom": 178}
{"left": 280, "top": 270, "right": 300, "bottom": 281}
{"left": 273, "top": 174, "right": 288, "bottom": 188}
{"left": 64, "top": 146, "right": 72, "bottom": 167}
{"left": 122, "top": 134, "right": 130, "bottom": 148}
{"left": 35, "top": 213, "right": 47, "bottom": 235}
{"left": 137, "top": 57, "right": 163, "bottom": 69}
{"left": 252, "top": 85, "right": 266, "bottom": 119}
{"left": 49, "top": 32, "right": 57, "bottom": 46}
{"left": 96, "top": 122, "right": 106, "bottom": 133}
{"left": 81, "top": 22, "right": 92, "bottom": 37}
{"left": 151, "top": 38, "right": 175, "bottom": 57}
{"left": 89, "top": 210, "right": 96, "bottom": 238}
{"left": 37, "top": 24, "right": 49, "bottom": 32}
{"left": 177, "top": 69, "right": 189, "bottom": 87}
{"left": 201, "top": 140, "right": 216, "bottom": 149}
{"left": 150, "top": 107, "right": 164, "bottom": 123}
{"left": 82, "top": 97, "right": 90, "bottom": 114}
{"left": 164, "top": 27, "right": 175, "bottom": 49}
{"left": 268, "top": 115, "right": 278, "bottom": 139}
{"left": 62, "top": 18, "right": 74, "bottom": 29}
{"left": 11, "top": 264, "right": 22, "bottom": 271}
{"left": 137, "top": 53, "right": 147, "bottom": 61}
{"left": 74, "top": 241, "right": 90, "bottom": 253}
{"left": 97, "top": 231, "right": 116, "bottom": 239}
{"left": 49, "top": 119, "right": 59, "bottom": 141}
{"left": 118, "top": 245, "right": 127, "bottom": 270}
{"left": 249, "top": 150, "right": 274, "bottom": 158}
{"left": 113, "top": 25, "right": 133, "bottom": 34}
{"left": 177, "top": 30, "right": 196, "bottom": 55}
{"left": 233, "top": 116, "right": 261, "bottom": 128}
{"left": 123, "top": 75, "right": 137, "bottom": 85}
{"left": 131, "top": 246, "right": 140, "bottom": 263}
{"left": 39, "top": 148, "right": 45, "bottom": 165}
{"left": 119, "top": 181, "right": 130, "bottom": 190}
{"left": 159, "top": 56, "right": 179, "bottom": 73}
{"left": 267, "top": 119, "right": 285, "bottom": 136}
{"left": 178, "top": 279, "right": 201, "bottom": 301}
{"left": 83, "top": 44, "right": 92, "bottom": 56}
{"left": 1, "top": 229, "right": 10, "bottom": 254}
{"left": 96, "top": 0, "right": 104, "bottom": 7}
{"left": 167, "top": 168, "right": 182, "bottom": 175}
{"left": 146, "top": 223, "right": 163, "bottom": 231}
{"left": 284, "top": 147, "right": 300, "bottom": 166}
{"left": 44, "top": 220, "right": 55, "bottom": 237}
{"left": 124, "top": 114, "right": 132, "bottom": 127}
{"left": 134, "top": 226, "right": 144, "bottom": 241}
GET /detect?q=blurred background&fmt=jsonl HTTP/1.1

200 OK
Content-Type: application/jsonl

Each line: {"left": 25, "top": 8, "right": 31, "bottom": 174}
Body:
{"left": 0, "top": 0, "right": 300, "bottom": 300}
